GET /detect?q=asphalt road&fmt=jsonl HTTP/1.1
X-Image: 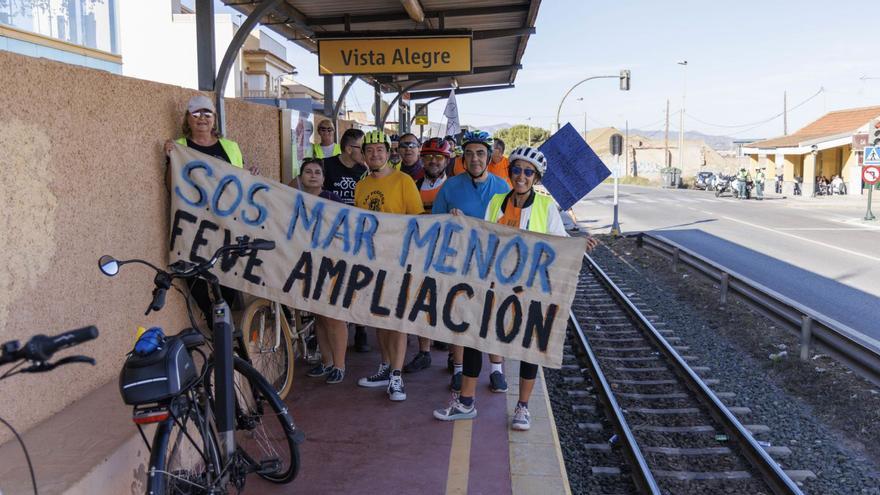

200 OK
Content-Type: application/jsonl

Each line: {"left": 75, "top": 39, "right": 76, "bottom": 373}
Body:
{"left": 572, "top": 184, "right": 880, "bottom": 348}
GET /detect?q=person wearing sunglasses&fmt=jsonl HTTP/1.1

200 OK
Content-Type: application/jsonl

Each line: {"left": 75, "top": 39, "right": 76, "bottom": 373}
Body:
{"left": 392, "top": 133, "right": 425, "bottom": 181}
{"left": 310, "top": 118, "right": 341, "bottom": 159}
{"left": 435, "top": 146, "right": 597, "bottom": 430}
{"left": 163, "top": 94, "right": 256, "bottom": 332}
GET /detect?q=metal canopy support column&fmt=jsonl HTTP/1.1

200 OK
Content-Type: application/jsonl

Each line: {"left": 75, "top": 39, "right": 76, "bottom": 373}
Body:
{"left": 214, "top": 0, "right": 282, "bottom": 135}
{"left": 323, "top": 75, "right": 335, "bottom": 126}
{"left": 331, "top": 76, "right": 360, "bottom": 123}
{"left": 379, "top": 80, "right": 433, "bottom": 128}
{"left": 398, "top": 94, "right": 406, "bottom": 134}
{"left": 195, "top": 0, "right": 216, "bottom": 91}
{"left": 374, "top": 82, "right": 382, "bottom": 128}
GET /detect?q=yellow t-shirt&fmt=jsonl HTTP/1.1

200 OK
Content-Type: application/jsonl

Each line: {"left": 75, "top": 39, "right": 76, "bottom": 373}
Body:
{"left": 354, "top": 169, "right": 425, "bottom": 215}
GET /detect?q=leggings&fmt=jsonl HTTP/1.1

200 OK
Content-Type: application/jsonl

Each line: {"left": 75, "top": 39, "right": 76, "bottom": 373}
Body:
{"left": 462, "top": 347, "right": 539, "bottom": 381}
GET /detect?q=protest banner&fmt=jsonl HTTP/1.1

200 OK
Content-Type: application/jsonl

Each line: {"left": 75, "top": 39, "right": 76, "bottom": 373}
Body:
{"left": 168, "top": 145, "right": 586, "bottom": 368}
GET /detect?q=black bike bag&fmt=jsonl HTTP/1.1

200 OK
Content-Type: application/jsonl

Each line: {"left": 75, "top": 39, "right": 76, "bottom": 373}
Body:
{"left": 119, "top": 336, "right": 198, "bottom": 405}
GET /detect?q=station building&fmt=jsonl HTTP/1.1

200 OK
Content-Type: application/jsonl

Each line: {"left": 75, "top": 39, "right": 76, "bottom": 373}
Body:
{"left": 742, "top": 105, "right": 880, "bottom": 197}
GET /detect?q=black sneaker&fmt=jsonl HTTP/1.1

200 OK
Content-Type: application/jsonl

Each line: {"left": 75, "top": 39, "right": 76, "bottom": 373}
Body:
{"left": 450, "top": 371, "right": 462, "bottom": 393}
{"left": 489, "top": 371, "right": 508, "bottom": 393}
{"left": 354, "top": 326, "right": 371, "bottom": 353}
{"left": 326, "top": 367, "right": 345, "bottom": 384}
{"left": 357, "top": 363, "right": 390, "bottom": 388}
{"left": 403, "top": 351, "right": 432, "bottom": 373}
{"left": 307, "top": 363, "right": 331, "bottom": 378}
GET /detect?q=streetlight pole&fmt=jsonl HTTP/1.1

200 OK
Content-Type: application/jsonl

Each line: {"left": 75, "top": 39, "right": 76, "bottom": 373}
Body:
{"left": 526, "top": 117, "right": 532, "bottom": 145}
{"left": 678, "top": 61, "right": 687, "bottom": 173}
{"left": 555, "top": 70, "right": 630, "bottom": 133}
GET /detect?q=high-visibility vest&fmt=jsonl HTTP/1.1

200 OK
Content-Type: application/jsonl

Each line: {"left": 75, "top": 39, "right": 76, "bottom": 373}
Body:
{"left": 175, "top": 137, "right": 243, "bottom": 167}
{"left": 486, "top": 191, "right": 553, "bottom": 234}
{"left": 311, "top": 143, "right": 342, "bottom": 159}
{"left": 756, "top": 172, "right": 766, "bottom": 183}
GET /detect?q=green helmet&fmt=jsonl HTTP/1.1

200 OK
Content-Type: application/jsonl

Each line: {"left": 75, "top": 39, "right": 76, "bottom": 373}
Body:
{"left": 362, "top": 130, "right": 391, "bottom": 149}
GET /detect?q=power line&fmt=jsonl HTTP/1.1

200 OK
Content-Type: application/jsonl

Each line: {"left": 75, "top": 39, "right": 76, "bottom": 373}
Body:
{"left": 685, "top": 87, "right": 824, "bottom": 129}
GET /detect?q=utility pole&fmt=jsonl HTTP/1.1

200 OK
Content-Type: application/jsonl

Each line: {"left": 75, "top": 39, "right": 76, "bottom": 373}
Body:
{"left": 678, "top": 61, "right": 687, "bottom": 172}
{"left": 784, "top": 91, "right": 788, "bottom": 135}
{"left": 664, "top": 99, "right": 670, "bottom": 168}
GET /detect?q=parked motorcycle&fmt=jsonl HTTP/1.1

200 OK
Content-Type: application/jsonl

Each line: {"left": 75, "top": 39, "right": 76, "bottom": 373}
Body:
{"left": 714, "top": 175, "right": 732, "bottom": 197}
{"left": 732, "top": 179, "right": 754, "bottom": 199}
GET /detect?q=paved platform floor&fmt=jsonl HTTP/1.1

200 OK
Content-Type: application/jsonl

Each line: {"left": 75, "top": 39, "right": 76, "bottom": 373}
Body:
{"left": 245, "top": 333, "right": 570, "bottom": 495}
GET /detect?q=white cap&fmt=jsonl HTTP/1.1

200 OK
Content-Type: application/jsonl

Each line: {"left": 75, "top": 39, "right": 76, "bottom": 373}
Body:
{"left": 187, "top": 94, "right": 215, "bottom": 114}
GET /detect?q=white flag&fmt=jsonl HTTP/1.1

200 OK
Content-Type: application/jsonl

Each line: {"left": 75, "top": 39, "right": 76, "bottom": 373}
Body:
{"left": 444, "top": 90, "right": 460, "bottom": 137}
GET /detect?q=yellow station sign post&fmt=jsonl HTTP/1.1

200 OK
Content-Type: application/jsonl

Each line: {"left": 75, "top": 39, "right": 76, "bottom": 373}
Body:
{"left": 318, "top": 36, "right": 472, "bottom": 75}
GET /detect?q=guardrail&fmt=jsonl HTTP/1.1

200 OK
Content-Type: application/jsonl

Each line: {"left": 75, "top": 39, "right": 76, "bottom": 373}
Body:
{"left": 636, "top": 233, "right": 880, "bottom": 385}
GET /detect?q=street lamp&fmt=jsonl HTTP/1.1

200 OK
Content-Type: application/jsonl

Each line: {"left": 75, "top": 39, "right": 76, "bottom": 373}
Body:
{"left": 677, "top": 61, "right": 687, "bottom": 172}
{"left": 526, "top": 117, "right": 532, "bottom": 145}
{"left": 555, "top": 70, "right": 631, "bottom": 133}
{"left": 576, "top": 97, "right": 587, "bottom": 138}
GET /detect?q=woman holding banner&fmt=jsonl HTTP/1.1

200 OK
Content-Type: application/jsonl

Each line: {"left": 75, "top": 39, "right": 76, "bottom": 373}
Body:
{"left": 292, "top": 158, "right": 349, "bottom": 384}
{"left": 434, "top": 146, "right": 598, "bottom": 431}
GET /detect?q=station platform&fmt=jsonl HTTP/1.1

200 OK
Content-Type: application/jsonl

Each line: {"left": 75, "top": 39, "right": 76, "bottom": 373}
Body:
{"left": 245, "top": 336, "right": 572, "bottom": 495}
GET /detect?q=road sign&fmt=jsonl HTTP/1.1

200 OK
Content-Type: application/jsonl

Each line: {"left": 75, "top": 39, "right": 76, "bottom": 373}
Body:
{"left": 414, "top": 103, "right": 429, "bottom": 126}
{"left": 864, "top": 146, "right": 880, "bottom": 165}
{"left": 318, "top": 36, "right": 472, "bottom": 75}
{"left": 863, "top": 165, "right": 880, "bottom": 184}
{"left": 609, "top": 133, "right": 623, "bottom": 156}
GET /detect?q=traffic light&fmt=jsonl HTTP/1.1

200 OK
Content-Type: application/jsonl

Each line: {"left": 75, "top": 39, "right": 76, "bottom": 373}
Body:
{"left": 871, "top": 119, "right": 880, "bottom": 146}
{"left": 620, "top": 69, "right": 631, "bottom": 91}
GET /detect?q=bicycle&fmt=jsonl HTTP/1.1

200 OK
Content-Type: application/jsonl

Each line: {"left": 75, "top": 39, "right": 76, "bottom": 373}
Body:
{"left": 238, "top": 297, "right": 318, "bottom": 400}
{"left": 0, "top": 325, "right": 99, "bottom": 495}
{"left": 99, "top": 236, "right": 303, "bottom": 494}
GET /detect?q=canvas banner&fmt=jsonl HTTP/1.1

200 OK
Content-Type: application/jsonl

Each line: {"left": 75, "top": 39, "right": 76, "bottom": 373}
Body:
{"left": 168, "top": 145, "right": 586, "bottom": 368}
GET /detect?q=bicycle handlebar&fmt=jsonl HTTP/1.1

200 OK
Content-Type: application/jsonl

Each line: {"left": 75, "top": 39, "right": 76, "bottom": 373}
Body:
{"left": 1, "top": 326, "right": 98, "bottom": 365}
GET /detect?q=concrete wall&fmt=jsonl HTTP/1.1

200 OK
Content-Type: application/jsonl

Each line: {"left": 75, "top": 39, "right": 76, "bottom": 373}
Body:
{"left": 0, "top": 49, "right": 280, "bottom": 442}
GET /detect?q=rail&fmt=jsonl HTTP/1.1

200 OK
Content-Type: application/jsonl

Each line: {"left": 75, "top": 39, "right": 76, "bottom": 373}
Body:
{"left": 575, "top": 253, "right": 803, "bottom": 494}
{"left": 636, "top": 233, "right": 880, "bottom": 385}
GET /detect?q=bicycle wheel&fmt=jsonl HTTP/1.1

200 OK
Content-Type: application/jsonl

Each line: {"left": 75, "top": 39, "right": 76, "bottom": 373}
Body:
{"left": 147, "top": 392, "right": 223, "bottom": 495}
{"left": 240, "top": 298, "right": 295, "bottom": 399}
{"left": 206, "top": 357, "right": 302, "bottom": 484}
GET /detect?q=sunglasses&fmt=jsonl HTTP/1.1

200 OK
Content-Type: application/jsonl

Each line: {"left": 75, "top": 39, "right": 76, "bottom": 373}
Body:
{"left": 191, "top": 110, "right": 214, "bottom": 119}
{"left": 318, "top": 127, "right": 334, "bottom": 132}
{"left": 398, "top": 142, "right": 420, "bottom": 149}
{"left": 421, "top": 154, "right": 447, "bottom": 162}
{"left": 510, "top": 166, "right": 536, "bottom": 178}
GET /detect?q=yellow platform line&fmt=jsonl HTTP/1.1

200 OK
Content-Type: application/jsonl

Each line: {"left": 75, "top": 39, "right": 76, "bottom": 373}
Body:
{"left": 445, "top": 418, "right": 473, "bottom": 495}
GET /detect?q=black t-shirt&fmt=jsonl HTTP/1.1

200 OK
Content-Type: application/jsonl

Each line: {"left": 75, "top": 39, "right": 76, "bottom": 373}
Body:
{"left": 323, "top": 155, "right": 366, "bottom": 206}
{"left": 187, "top": 139, "right": 230, "bottom": 163}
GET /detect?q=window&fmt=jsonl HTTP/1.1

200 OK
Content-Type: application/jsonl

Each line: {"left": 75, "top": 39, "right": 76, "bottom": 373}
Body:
{"left": 0, "top": 0, "right": 119, "bottom": 54}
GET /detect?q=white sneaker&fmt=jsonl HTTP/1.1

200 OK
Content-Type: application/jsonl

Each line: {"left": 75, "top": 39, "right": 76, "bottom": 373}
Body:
{"left": 433, "top": 397, "right": 476, "bottom": 421}
{"left": 511, "top": 404, "right": 531, "bottom": 431}
{"left": 387, "top": 374, "right": 407, "bottom": 401}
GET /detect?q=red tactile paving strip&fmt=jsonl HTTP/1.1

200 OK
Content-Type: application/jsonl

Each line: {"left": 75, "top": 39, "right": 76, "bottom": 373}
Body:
{"left": 244, "top": 334, "right": 513, "bottom": 495}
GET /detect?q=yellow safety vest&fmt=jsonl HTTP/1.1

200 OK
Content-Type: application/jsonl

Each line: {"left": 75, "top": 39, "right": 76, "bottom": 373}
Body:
{"left": 175, "top": 137, "right": 243, "bottom": 167}
{"left": 486, "top": 191, "right": 552, "bottom": 234}
{"left": 311, "top": 143, "right": 342, "bottom": 159}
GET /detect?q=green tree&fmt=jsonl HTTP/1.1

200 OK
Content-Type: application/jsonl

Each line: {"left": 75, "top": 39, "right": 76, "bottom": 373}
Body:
{"left": 494, "top": 124, "right": 550, "bottom": 150}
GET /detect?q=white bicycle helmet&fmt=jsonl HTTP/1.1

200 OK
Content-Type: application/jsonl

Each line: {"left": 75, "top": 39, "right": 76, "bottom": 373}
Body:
{"left": 509, "top": 146, "right": 547, "bottom": 176}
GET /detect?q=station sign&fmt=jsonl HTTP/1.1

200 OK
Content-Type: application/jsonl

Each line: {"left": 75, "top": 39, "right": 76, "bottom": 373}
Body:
{"left": 414, "top": 103, "right": 429, "bottom": 126}
{"left": 863, "top": 165, "right": 880, "bottom": 185}
{"left": 318, "top": 36, "right": 472, "bottom": 75}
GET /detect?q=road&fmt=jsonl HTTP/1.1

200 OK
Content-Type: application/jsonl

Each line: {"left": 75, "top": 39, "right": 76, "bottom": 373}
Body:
{"left": 572, "top": 184, "right": 880, "bottom": 347}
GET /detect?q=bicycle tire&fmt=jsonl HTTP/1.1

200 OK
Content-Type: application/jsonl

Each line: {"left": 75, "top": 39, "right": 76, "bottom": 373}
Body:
{"left": 206, "top": 357, "right": 301, "bottom": 485}
{"left": 240, "top": 298, "right": 295, "bottom": 399}
{"left": 146, "top": 392, "right": 223, "bottom": 495}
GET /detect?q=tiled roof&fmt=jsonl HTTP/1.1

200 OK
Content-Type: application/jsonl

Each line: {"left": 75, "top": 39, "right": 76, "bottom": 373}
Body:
{"left": 747, "top": 105, "right": 880, "bottom": 149}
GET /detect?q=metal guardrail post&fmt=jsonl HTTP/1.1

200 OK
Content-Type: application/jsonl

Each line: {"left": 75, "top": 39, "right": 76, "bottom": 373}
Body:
{"left": 800, "top": 315, "right": 813, "bottom": 361}
{"left": 720, "top": 272, "right": 729, "bottom": 305}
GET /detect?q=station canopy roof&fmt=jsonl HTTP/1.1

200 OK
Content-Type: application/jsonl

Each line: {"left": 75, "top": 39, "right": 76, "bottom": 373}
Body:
{"left": 221, "top": 0, "right": 541, "bottom": 96}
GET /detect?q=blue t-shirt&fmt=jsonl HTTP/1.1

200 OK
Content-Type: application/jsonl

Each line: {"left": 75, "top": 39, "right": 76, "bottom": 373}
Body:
{"left": 432, "top": 173, "right": 510, "bottom": 218}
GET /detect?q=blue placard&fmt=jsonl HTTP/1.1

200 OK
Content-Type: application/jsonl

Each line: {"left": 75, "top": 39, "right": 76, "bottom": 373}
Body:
{"left": 538, "top": 123, "right": 611, "bottom": 210}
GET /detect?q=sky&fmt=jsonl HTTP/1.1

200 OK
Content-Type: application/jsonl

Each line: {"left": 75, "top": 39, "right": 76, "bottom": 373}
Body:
{"left": 229, "top": 0, "right": 879, "bottom": 140}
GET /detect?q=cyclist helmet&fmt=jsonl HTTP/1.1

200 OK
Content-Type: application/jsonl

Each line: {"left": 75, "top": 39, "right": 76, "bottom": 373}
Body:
{"left": 461, "top": 130, "right": 493, "bottom": 153}
{"left": 420, "top": 137, "right": 452, "bottom": 158}
{"left": 390, "top": 134, "right": 400, "bottom": 143}
{"left": 508, "top": 146, "right": 548, "bottom": 177}
{"left": 362, "top": 130, "right": 391, "bottom": 149}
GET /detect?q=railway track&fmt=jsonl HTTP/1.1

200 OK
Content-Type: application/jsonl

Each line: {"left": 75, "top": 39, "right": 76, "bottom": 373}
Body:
{"left": 561, "top": 253, "right": 813, "bottom": 494}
